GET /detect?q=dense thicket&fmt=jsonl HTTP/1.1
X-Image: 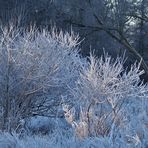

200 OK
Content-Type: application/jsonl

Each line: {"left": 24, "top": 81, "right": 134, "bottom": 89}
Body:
{"left": 0, "top": 26, "right": 147, "bottom": 147}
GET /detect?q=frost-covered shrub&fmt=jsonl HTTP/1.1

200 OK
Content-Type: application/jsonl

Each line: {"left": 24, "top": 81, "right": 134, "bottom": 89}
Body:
{"left": 64, "top": 53, "right": 148, "bottom": 146}
{"left": 0, "top": 25, "right": 84, "bottom": 131}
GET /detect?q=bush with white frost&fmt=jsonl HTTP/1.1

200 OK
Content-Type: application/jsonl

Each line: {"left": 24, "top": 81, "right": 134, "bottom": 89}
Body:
{"left": 0, "top": 26, "right": 84, "bottom": 132}
{"left": 63, "top": 53, "right": 148, "bottom": 146}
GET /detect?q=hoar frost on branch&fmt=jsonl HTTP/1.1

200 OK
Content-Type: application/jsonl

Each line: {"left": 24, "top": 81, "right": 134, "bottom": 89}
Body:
{"left": 63, "top": 53, "right": 148, "bottom": 146}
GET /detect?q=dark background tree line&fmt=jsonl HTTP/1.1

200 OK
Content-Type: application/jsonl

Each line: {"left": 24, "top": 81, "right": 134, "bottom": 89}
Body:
{"left": 0, "top": 0, "right": 148, "bottom": 81}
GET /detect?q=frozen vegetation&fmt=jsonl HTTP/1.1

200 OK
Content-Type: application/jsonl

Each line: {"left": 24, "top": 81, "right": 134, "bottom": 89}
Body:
{"left": 0, "top": 26, "right": 147, "bottom": 148}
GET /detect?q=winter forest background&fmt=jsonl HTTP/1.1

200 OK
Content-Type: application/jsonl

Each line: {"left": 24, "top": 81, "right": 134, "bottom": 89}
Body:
{"left": 0, "top": 0, "right": 148, "bottom": 148}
